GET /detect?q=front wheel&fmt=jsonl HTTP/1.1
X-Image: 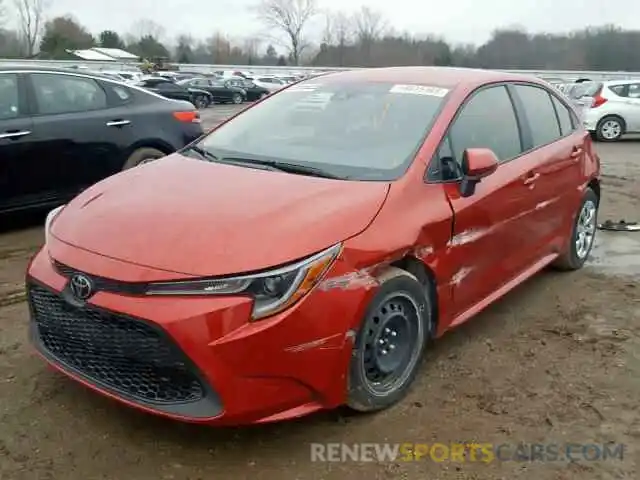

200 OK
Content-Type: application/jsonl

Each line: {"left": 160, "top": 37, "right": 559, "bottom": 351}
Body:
{"left": 347, "top": 267, "right": 431, "bottom": 412}
{"left": 552, "top": 188, "right": 599, "bottom": 270}
{"left": 232, "top": 93, "right": 243, "bottom": 104}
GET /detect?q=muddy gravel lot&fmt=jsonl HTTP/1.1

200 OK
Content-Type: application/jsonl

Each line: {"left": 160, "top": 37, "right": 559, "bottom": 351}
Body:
{"left": 1, "top": 105, "right": 639, "bottom": 480}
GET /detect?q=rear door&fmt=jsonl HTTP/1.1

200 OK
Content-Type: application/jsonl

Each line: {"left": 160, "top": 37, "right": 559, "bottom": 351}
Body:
{"left": 621, "top": 82, "right": 640, "bottom": 132}
{"left": 156, "top": 81, "right": 192, "bottom": 102}
{"left": 26, "top": 72, "right": 132, "bottom": 198}
{"left": 435, "top": 84, "right": 537, "bottom": 317}
{"left": 0, "top": 72, "right": 35, "bottom": 210}
{"left": 208, "top": 80, "right": 232, "bottom": 102}
{"left": 509, "top": 84, "right": 585, "bottom": 257}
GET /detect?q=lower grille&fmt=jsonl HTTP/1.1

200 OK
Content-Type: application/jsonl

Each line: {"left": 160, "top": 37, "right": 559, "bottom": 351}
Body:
{"left": 28, "top": 283, "right": 205, "bottom": 405}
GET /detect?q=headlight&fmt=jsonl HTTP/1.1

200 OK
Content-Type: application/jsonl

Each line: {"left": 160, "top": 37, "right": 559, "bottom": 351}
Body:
{"left": 145, "top": 243, "right": 342, "bottom": 320}
{"left": 44, "top": 205, "right": 64, "bottom": 245}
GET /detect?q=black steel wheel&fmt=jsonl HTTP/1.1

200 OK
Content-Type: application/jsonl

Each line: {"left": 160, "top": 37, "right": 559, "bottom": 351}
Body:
{"left": 347, "top": 267, "right": 431, "bottom": 412}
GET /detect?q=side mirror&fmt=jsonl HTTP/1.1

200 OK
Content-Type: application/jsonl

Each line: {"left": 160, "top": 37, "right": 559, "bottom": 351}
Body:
{"left": 459, "top": 148, "right": 499, "bottom": 197}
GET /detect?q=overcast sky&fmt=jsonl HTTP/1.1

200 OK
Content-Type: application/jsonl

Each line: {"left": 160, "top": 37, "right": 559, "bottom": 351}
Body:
{"left": 9, "top": 0, "right": 640, "bottom": 47}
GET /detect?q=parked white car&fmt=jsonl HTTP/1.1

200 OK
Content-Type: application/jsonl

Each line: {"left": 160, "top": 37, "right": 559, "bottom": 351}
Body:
{"left": 249, "top": 76, "right": 287, "bottom": 92}
{"left": 579, "top": 80, "right": 640, "bottom": 141}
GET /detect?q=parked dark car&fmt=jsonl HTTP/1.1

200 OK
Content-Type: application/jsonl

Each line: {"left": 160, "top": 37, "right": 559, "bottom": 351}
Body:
{"left": 224, "top": 77, "right": 270, "bottom": 101}
{"left": 177, "top": 78, "right": 246, "bottom": 104}
{"left": 0, "top": 67, "right": 204, "bottom": 214}
{"left": 136, "top": 77, "right": 213, "bottom": 109}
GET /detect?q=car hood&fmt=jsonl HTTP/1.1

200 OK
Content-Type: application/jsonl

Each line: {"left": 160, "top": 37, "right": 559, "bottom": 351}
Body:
{"left": 51, "top": 154, "right": 390, "bottom": 277}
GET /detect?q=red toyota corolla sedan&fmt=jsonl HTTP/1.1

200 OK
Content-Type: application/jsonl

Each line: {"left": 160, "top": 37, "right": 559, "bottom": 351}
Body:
{"left": 26, "top": 67, "right": 600, "bottom": 425}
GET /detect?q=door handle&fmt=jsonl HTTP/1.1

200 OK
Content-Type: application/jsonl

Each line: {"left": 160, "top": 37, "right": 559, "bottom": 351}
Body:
{"left": 570, "top": 146, "right": 583, "bottom": 158}
{"left": 523, "top": 172, "right": 540, "bottom": 185}
{"left": 0, "top": 130, "right": 31, "bottom": 140}
{"left": 106, "top": 120, "right": 131, "bottom": 127}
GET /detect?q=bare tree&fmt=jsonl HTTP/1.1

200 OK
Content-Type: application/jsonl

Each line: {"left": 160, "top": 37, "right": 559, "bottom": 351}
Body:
{"left": 255, "top": 0, "right": 317, "bottom": 66}
{"left": 129, "top": 19, "right": 165, "bottom": 41}
{"left": 330, "top": 11, "right": 353, "bottom": 66}
{"left": 321, "top": 11, "right": 334, "bottom": 45}
{"left": 14, "top": 0, "right": 49, "bottom": 56}
{"left": 352, "top": 6, "right": 386, "bottom": 44}
{"left": 352, "top": 6, "right": 385, "bottom": 65}
{"left": 243, "top": 36, "right": 261, "bottom": 64}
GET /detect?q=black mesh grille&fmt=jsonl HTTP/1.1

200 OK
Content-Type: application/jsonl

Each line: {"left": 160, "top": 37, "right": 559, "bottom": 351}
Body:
{"left": 28, "top": 283, "right": 205, "bottom": 405}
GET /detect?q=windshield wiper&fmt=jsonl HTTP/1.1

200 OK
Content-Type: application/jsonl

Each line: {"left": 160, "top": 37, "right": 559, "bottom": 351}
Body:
{"left": 181, "top": 145, "right": 218, "bottom": 161}
{"left": 220, "top": 157, "right": 344, "bottom": 179}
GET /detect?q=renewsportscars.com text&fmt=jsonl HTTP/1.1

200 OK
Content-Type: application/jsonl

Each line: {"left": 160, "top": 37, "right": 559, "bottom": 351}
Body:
{"left": 310, "top": 442, "right": 626, "bottom": 463}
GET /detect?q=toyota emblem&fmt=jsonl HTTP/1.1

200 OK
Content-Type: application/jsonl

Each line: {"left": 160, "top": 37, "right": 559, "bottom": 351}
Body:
{"left": 69, "top": 274, "right": 93, "bottom": 300}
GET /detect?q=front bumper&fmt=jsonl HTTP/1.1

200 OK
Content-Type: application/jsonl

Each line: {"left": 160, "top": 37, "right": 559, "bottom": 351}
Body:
{"left": 26, "top": 246, "right": 374, "bottom": 425}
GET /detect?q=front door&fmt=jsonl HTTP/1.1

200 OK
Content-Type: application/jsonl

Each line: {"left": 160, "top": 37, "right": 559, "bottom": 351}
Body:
{"left": 437, "top": 85, "right": 539, "bottom": 318}
{"left": 25, "top": 72, "right": 127, "bottom": 199}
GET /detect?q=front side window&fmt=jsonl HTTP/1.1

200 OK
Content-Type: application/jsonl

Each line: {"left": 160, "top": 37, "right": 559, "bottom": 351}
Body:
{"left": 195, "top": 80, "right": 450, "bottom": 180}
{"left": 448, "top": 85, "right": 522, "bottom": 165}
{"left": 32, "top": 73, "right": 107, "bottom": 114}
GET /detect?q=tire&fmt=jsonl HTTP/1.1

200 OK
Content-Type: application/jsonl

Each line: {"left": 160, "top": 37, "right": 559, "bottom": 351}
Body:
{"left": 232, "top": 93, "right": 243, "bottom": 104}
{"left": 552, "top": 188, "right": 599, "bottom": 271}
{"left": 193, "top": 95, "right": 209, "bottom": 109}
{"left": 595, "top": 116, "right": 624, "bottom": 142}
{"left": 122, "top": 147, "right": 166, "bottom": 170}
{"left": 347, "top": 267, "right": 431, "bottom": 412}
{"left": 259, "top": 92, "right": 269, "bottom": 99}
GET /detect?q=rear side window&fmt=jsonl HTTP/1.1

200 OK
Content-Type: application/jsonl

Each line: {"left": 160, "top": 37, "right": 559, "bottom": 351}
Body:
{"left": 609, "top": 85, "right": 626, "bottom": 96}
{"left": 448, "top": 85, "right": 522, "bottom": 164}
{"left": 0, "top": 73, "right": 20, "bottom": 120}
{"left": 550, "top": 95, "right": 575, "bottom": 136}
{"left": 628, "top": 83, "right": 640, "bottom": 98}
{"left": 32, "top": 73, "right": 107, "bottom": 114}
{"left": 513, "top": 85, "right": 561, "bottom": 148}
{"left": 110, "top": 85, "right": 131, "bottom": 102}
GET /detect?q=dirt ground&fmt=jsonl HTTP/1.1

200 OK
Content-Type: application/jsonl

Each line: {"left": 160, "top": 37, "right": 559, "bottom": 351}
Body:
{"left": 1, "top": 107, "right": 639, "bottom": 480}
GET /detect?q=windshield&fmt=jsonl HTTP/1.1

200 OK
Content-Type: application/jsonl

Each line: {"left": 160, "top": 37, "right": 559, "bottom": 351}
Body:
{"left": 195, "top": 80, "right": 448, "bottom": 180}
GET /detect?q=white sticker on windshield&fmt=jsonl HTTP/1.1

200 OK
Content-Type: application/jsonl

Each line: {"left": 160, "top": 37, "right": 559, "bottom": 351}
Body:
{"left": 389, "top": 84, "right": 449, "bottom": 97}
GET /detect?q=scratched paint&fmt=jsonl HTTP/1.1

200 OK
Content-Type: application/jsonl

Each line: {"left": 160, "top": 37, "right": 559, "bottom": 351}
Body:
{"left": 414, "top": 245, "right": 434, "bottom": 257}
{"left": 448, "top": 228, "right": 490, "bottom": 247}
{"left": 535, "top": 196, "right": 560, "bottom": 210}
{"left": 451, "top": 266, "right": 474, "bottom": 286}
{"left": 284, "top": 333, "right": 343, "bottom": 353}
{"left": 319, "top": 268, "right": 379, "bottom": 291}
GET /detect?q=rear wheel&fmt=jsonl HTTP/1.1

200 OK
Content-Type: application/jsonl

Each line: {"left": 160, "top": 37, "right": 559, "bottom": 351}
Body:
{"left": 347, "top": 267, "right": 431, "bottom": 412}
{"left": 596, "top": 116, "right": 624, "bottom": 142}
{"left": 193, "top": 94, "right": 209, "bottom": 109}
{"left": 122, "top": 147, "right": 166, "bottom": 170}
{"left": 552, "top": 188, "right": 599, "bottom": 271}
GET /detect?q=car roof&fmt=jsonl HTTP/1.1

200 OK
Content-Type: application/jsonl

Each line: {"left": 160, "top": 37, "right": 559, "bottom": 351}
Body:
{"left": 315, "top": 66, "right": 540, "bottom": 89}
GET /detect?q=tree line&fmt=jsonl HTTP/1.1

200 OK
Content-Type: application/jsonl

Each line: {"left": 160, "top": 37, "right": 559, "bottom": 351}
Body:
{"left": 2, "top": 0, "right": 640, "bottom": 71}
